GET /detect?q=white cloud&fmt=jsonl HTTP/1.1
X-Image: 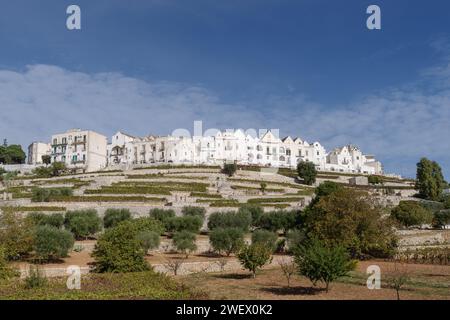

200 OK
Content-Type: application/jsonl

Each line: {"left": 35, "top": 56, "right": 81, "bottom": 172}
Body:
{"left": 0, "top": 63, "right": 449, "bottom": 178}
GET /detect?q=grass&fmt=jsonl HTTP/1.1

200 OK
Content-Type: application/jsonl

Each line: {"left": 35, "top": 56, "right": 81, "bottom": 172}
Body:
{"left": 180, "top": 262, "right": 450, "bottom": 300}
{"left": 228, "top": 177, "right": 305, "bottom": 189}
{"left": 31, "top": 178, "right": 92, "bottom": 188}
{"left": 0, "top": 271, "right": 205, "bottom": 300}
{"left": 133, "top": 164, "right": 221, "bottom": 170}
{"left": 0, "top": 206, "right": 66, "bottom": 213}
{"left": 190, "top": 192, "right": 223, "bottom": 199}
{"left": 46, "top": 195, "right": 167, "bottom": 203}
{"left": 230, "top": 185, "right": 285, "bottom": 192}
{"left": 125, "top": 174, "right": 208, "bottom": 180}
{"left": 119, "top": 180, "right": 209, "bottom": 192}
{"left": 247, "top": 197, "right": 304, "bottom": 204}
{"left": 84, "top": 186, "right": 172, "bottom": 195}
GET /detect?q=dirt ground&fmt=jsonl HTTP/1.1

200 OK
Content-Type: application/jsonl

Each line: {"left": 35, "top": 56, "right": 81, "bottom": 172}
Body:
{"left": 179, "top": 260, "right": 450, "bottom": 300}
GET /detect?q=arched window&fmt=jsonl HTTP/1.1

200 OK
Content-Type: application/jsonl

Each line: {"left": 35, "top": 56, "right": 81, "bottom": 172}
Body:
{"left": 279, "top": 156, "right": 286, "bottom": 162}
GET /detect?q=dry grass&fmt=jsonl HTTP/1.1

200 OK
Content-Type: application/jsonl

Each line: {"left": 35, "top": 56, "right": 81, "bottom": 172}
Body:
{"left": 179, "top": 260, "right": 450, "bottom": 300}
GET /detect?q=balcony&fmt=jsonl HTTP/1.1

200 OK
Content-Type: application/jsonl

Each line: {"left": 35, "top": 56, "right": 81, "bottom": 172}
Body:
{"left": 71, "top": 160, "right": 86, "bottom": 165}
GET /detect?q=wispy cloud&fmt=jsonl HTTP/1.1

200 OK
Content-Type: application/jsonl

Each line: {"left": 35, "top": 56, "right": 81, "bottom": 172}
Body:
{"left": 0, "top": 55, "right": 449, "bottom": 178}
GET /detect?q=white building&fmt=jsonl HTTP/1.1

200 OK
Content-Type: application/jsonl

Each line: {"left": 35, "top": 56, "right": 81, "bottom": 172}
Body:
{"left": 27, "top": 142, "right": 51, "bottom": 165}
{"left": 51, "top": 129, "right": 108, "bottom": 172}
{"left": 105, "top": 130, "right": 383, "bottom": 175}
{"left": 325, "top": 145, "right": 383, "bottom": 174}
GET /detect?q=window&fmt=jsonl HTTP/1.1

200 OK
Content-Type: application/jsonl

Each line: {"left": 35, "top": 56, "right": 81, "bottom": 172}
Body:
{"left": 53, "top": 138, "right": 57, "bottom": 145}
{"left": 62, "top": 137, "right": 67, "bottom": 144}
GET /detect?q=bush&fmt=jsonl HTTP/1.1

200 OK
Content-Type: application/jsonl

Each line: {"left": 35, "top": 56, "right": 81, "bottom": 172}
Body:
{"left": 31, "top": 187, "right": 73, "bottom": 202}
{"left": 149, "top": 208, "right": 176, "bottom": 229}
{"left": 251, "top": 230, "right": 278, "bottom": 252}
{"left": 127, "top": 217, "right": 164, "bottom": 235}
{"left": 166, "top": 216, "right": 203, "bottom": 234}
{"left": 24, "top": 266, "right": 47, "bottom": 289}
{"left": 0, "top": 246, "right": 18, "bottom": 280}
{"left": 64, "top": 209, "right": 102, "bottom": 239}
{"left": 239, "top": 205, "right": 264, "bottom": 226}
{"left": 443, "top": 196, "right": 450, "bottom": 210}
{"left": 391, "top": 201, "right": 433, "bottom": 228}
{"left": 209, "top": 228, "right": 245, "bottom": 256}
{"left": 103, "top": 208, "right": 132, "bottom": 229}
{"left": 237, "top": 243, "right": 273, "bottom": 278}
{"left": 255, "top": 210, "right": 297, "bottom": 233}
{"left": 92, "top": 221, "right": 149, "bottom": 273}
{"left": 172, "top": 231, "right": 197, "bottom": 258}
{"left": 286, "top": 229, "right": 306, "bottom": 253}
{"left": 297, "top": 161, "right": 317, "bottom": 185}
{"left": 182, "top": 206, "right": 206, "bottom": 220}
{"left": 0, "top": 211, "right": 34, "bottom": 261}
{"left": 207, "top": 210, "right": 252, "bottom": 231}
{"left": 368, "top": 175, "right": 383, "bottom": 185}
{"left": 310, "top": 181, "right": 343, "bottom": 207}
{"left": 294, "top": 239, "right": 356, "bottom": 292}
{"left": 432, "top": 210, "right": 450, "bottom": 229}
{"left": 136, "top": 231, "right": 160, "bottom": 254}
{"left": 26, "top": 212, "right": 65, "bottom": 229}
{"left": 304, "top": 188, "right": 397, "bottom": 259}
{"left": 33, "top": 225, "right": 74, "bottom": 262}
{"left": 222, "top": 163, "right": 237, "bottom": 177}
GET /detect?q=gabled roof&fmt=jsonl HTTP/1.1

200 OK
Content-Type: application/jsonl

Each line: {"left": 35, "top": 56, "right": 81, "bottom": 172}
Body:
{"left": 260, "top": 130, "right": 281, "bottom": 143}
{"left": 116, "top": 131, "right": 137, "bottom": 139}
{"left": 282, "top": 136, "right": 294, "bottom": 144}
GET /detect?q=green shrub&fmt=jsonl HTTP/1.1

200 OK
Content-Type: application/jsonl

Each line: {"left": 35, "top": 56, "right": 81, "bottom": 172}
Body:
{"left": 207, "top": 210, "right": 252, "bottom": 231}
{"left": 294, "top": 239, "right": 356, "bottom": 292}
{"left": 64, "top": 209, "right": 102, "bottom": 239}
{"left": 26, "top": 212, "right": 65, "bottom": 229}
{"left": 310, "top": 181, "right": 343, "bottom": 206}
{"left": 31, "top": 187, "right": 73, "bottom": 202}
{"left": 368, "top": 175, "right": 383, "bottom": 185}
{"left": 239, "top": 205, "right": 264, "bottom": 226}
{"left": 166, "top": 216, "right": 203, "bottom": 234}
{"left": 304, "top": 188, "right": 398, "bottom": 259}
{"left": 92, "top": 221, "right": 149, "bottom": 273}
{"left": 237, "top": 243, "right": 273, "bottom": 278}
{"left": 172, "top": 231, "right": 197, "bottom": 258}
{"left": 391, "top": 201, "right": 433, "bottom": 228}
{"left": 209, "top": 227, "right": 245, "bottom": 256}
{"left": 127, "top": 217, "right": 164, "bottom": 235}
{"left": 443, "top": 196, "right": 450, "bottom": 209}
{"left": 182, "top": 206, "right": 206, "bottom": 220}
{"left": 297, "top": 161, "right": 317, "bottom": 185}
{"left": 0, "top": 211, "right": 34, "bottom": 261}
{"left": 432, "top": 210, "right": 450, "bottom": 229}
{"left": 136, "top": 231, "right": 160, "bottom": 254}
{"left": 103, "top": 208, "right": 132, "bottom": 229}
{"left": 33, "top": 225, "right": 74, "bottom": 262}
{"left": 286, "top": 229, "right": 306, "bottom": 253}
{"left": 0, "top": 246, "right": 18, "bottom": 280}
{"left": 255, "top": 210, "right": 297, "bottom": 233}
{"left": 222, "top": 163, "right": 237, "bottom": 177}
{"left": 24, "top": 266, "right": 47, "bottom": 289}
{"left": 251, "top": 229, "right": 278, "bottom": 252}
{"left": 149, "top": 208, "right": 176, "bottom": 228}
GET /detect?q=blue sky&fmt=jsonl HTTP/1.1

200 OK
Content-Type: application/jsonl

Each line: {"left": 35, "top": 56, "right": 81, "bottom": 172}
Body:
{"left": 0, "top": 0, "right": 449, "bottom": 178}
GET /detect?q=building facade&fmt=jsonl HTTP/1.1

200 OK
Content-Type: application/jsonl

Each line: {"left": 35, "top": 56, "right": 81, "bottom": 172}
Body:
{"left": 51, "top": 129, "right": 108, "bottom": 172}
{"left": 27, "top": 142, "right": 51, "bottom": 165}
{"left": 105, "top": 130, "right": 383, "bottom": 175}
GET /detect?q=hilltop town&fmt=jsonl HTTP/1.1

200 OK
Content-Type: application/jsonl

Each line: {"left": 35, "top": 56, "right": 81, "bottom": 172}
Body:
{"left": 23, "top": 128, "right": 384, "bottom": 177}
